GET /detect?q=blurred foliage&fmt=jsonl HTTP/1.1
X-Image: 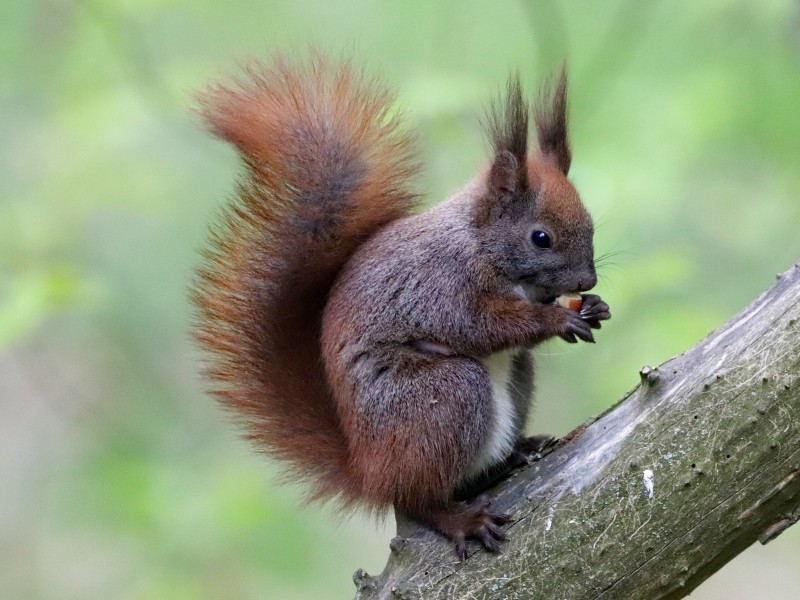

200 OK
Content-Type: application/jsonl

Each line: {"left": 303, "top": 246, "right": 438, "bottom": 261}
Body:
{"left": 2, "top": 1, "right": 800, "bottom": 599}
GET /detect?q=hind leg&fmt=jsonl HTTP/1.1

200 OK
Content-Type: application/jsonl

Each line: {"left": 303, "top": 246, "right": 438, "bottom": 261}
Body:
{"left": 342, "top": 352, "right": 512, "bottom": 556}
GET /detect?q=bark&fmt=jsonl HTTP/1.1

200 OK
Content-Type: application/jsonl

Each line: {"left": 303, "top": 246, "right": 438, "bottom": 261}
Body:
{"left": 353, "top": 263, "right": 800, "bottom": 600}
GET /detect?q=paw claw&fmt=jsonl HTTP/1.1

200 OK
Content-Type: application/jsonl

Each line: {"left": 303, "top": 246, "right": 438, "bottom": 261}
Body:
{"left": 485, "top": 522, "right": 508, "bottom": 541}
{"left": 492, "top": 512, "right": 512, "bottom": 525}
{"left": 505, "top": 435, "right": 555, "bottom": 470}
{"left": 452, "top": 531, "right": 467, "bottom": 560}
{"left": 560, "top": 332, "right": 578, "bottom": 344}
{"left": 476, "top": 526, "right": 503, "bottom": 552}
{"left": 442, "top": 501, "right": 513, "bottom": 558}
{"left": 579, "top": 294, "right": 611, "bottom": 324}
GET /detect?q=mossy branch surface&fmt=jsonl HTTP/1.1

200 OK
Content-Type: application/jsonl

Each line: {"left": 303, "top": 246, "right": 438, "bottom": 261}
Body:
{"left": 354, "top": 263, "right": 800, "bottom": 600}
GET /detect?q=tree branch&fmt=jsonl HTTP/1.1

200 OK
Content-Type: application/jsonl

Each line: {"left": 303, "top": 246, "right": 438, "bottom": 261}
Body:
{"left": 354, "top": 263, "right": 800, "bottom": 600}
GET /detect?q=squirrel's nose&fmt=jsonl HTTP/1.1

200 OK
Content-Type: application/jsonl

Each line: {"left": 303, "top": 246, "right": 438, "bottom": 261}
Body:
{"left": 577, "top": 269, "right": 597, "bottom": 292}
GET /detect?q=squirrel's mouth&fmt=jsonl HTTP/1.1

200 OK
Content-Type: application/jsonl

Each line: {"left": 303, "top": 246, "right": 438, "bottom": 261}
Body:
{"left": 518, "top": 282, "right": 559, "bottom": 305}
{"left": 518, "top": 281, "right": 581, "bottom": 306}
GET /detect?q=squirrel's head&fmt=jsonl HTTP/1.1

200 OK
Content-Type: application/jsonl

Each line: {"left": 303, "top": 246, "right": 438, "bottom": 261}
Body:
{"left": 472, "top": 69, "right": 596, "bottom": 303}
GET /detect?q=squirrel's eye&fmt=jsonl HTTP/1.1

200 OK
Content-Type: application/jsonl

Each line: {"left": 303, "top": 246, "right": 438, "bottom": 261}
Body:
{"left": 531, "top": 230, "right": 552, "bottom": 249}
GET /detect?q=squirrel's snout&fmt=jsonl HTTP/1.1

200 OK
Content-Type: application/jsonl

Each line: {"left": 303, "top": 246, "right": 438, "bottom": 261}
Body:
{"left": 576, "top": 269, "right": 597, "bottom": 292}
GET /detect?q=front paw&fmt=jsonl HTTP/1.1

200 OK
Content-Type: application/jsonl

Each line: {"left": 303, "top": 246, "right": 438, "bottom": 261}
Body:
{"left": 557, "top": 306, "right": 595, "bottom": 344}
{"left": 580, "top": 294, "right": 611, "bottom": 329}
{"left": 509, "top": 434, "right": 558, "bottom": 466}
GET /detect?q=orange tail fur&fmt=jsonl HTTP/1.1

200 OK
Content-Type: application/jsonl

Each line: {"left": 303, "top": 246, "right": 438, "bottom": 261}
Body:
{"left": 192, "top": 54, "right": 419, "bottom": 506}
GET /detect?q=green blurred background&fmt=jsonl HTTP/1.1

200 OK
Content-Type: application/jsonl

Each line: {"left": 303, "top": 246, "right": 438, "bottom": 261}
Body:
{"left": 3, "top": 1, "right": 800, "bottom": 598}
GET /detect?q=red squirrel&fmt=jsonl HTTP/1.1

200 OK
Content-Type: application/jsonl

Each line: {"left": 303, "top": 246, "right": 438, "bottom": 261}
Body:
{"left": 192, "top": 54, "right": 610, "bottom": 559}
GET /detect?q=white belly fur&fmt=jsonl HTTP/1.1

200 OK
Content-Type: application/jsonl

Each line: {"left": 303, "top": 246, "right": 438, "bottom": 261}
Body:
{"left": 468, "top": 349, "right": 518, "bottom": 477}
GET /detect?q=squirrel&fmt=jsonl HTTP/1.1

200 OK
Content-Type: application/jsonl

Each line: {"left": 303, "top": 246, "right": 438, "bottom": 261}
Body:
{"left": 192, "top": 54, "right": 610, "bottom": 559}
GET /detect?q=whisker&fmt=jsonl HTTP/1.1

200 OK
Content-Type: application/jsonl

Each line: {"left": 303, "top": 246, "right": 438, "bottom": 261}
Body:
{"left": 595, "top": 249, "right": 629, "bottom": 264}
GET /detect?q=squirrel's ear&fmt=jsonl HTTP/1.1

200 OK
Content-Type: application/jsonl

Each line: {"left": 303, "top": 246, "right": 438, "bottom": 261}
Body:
{"left": 534, "top": 66, "right": 571, "bottom": 175}
{"left": 488, "top": 149, "right": 521, "bottom": 197}
{"left": 474, "top": 75, "right": 529, "bottom": 226}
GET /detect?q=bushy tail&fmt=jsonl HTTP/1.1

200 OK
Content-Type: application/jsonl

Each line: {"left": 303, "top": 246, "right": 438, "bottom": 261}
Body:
{"left": 192, "top": 54, "right": 419, "bottom": 506}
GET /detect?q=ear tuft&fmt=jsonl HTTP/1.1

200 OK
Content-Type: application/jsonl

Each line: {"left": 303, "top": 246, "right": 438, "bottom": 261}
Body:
{"left": 473, "top": 75, "right": 529, "bottom": 227}
{"left": 485, "top": 74, "right": 529, "bottom": 165}
{"left": 534, "top": 65, "right": 571, "bottom": 174}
